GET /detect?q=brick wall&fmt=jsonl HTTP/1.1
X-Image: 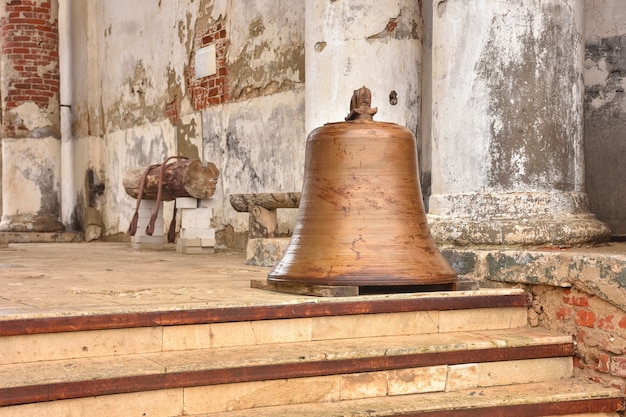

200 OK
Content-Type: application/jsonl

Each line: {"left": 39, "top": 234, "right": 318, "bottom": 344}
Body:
{"left": 0, "top": 0, "right": 59, "bottom": 137}
{"left": 532, "top": 285, "right": 626, "bottom": 392}
{"left": 186, "top": 18, "right": 228, "bottom": 112}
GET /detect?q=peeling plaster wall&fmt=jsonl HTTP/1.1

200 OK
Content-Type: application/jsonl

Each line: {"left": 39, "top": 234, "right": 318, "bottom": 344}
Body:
{"left": 584, "top": 0, "right": 626, "bottom": 237}
{"left": 98, "top": 1, "right": 198, "bottom": 133}
{"left": 59, "top": 0, "right": 106, "bottom": 235}
{"left": 201, "top": 1, "right": 306, "bottom": 249}
{"left": 227, "top": 0, "right": 304, "bottom": 102}
{"left": 0, "top": 0, "right": 64, "bottom": 232}
{"left": 67, "top": 0, "right": 199, "bottom": 238}
{"left": 204, "top": 89, "right": 305, "bottom": 249}
{"left": 426, "top": 1, "right": 613, "bottom": 246}
{"left": 66, "top": 0, "right": 305, "bottom": 244}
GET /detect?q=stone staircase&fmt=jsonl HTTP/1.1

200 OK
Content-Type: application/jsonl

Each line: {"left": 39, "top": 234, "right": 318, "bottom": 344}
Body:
{"left": 0, "top": 288, "right": 622, "bottom": 417}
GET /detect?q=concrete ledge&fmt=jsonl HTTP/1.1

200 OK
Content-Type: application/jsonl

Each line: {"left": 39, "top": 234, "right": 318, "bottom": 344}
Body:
{"left": 442, "top": 242, "right": 626, "bottom": 311}
{"left": 0, "top": 231, "right": 84, "bottom": 244}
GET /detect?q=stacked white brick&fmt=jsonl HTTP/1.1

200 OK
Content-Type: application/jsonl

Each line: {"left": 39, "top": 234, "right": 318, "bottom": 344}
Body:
{"left": 176, "top": 197, "right": 216, "bottom": 254}
{"left": 131, "top": 200, "right": 165, "bottom": 250}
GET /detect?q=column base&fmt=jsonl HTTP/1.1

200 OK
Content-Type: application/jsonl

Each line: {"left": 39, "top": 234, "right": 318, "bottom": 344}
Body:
{"left": 428, "top": 215, "right": 610, "bottom": 246}
{"left": 427, "top": 192, "right": 611, "bottom": 246}
{"left": 2, "top": 136, "right": 63, "bottom": 233}
{"left": 0, "top": 213, "right": 65, "bottom": 233}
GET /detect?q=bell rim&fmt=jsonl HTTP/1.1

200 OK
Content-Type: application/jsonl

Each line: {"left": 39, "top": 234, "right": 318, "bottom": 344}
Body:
{"left": 266, "top": 272, "right": 458, "bottom": 287}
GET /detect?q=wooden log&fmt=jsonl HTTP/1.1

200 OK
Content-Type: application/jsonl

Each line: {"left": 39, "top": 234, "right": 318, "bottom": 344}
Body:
{"left": 229, "top": 192, "right": 301, "bottom": 212}
{"left": 123, "top": 160, "right": 219, "bottom": 200}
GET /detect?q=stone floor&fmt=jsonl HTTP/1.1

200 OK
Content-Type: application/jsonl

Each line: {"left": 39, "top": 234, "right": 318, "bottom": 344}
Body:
{"left": 0, "top": 242, "right": 302, "bottom": 320}
{"left": 0, "top": 241, "right": 479, "bottom": 321}
{"left": 1, "top": 240, "right": 625, "bottom": 322}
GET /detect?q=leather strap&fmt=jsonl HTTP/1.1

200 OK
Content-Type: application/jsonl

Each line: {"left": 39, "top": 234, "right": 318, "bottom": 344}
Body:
{"left": 128, "top": 163, "right": 160, "bottom": 236}
{"left": 146, "top": 156, "right": 189, "bottom": 236}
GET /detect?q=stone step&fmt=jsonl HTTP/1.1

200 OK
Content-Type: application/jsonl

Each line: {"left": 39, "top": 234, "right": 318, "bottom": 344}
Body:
{"left": 0, "top": 328, "right": 572, "bottom": 410}
{"left": 0, "top": 289, "right": 529, "bottom": 365}
{"left": 192, "top": 380, "right": 624, "bottom": 417}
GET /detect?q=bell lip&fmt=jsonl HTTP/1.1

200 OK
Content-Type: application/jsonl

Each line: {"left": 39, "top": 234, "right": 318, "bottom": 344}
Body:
{"left": 266, "top": 273, "right": 458, "bottom": 287}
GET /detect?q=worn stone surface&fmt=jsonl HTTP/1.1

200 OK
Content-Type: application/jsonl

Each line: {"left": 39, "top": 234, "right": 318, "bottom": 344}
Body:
{"left": 0, "top": 389, "right": 184, "bottom": 417}
{"left": 246, "top": 237, "right": 291, "bottom": 267}
{"left": 2, "top": 242, "right": 624, "bottom": 414}
{"left": 446, "top": 244, "right": 626, "bottom": 312}
{"left": 174, "top": 380, "right": 621, "bottom": 417}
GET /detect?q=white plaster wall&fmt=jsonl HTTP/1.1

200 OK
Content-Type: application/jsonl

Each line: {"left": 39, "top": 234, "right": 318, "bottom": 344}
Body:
{"left": 0, "top": 137, "right": 62, "bottom": 230}
{"left": 305, "top": 0, "right": 421, "bottom": 135}
{"left": 431, "top": 0, "right": 491, "bottom": 196}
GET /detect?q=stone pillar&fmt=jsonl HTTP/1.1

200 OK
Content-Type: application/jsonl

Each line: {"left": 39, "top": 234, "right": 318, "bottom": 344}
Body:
{"left": 305, "top": 0, "right": 421, "bottom": 135}
{"left": 0, "top": 0, "right": 64, "bottom": 232}
{"left": 428, "top": 0, "right": 609, "bottom": 246}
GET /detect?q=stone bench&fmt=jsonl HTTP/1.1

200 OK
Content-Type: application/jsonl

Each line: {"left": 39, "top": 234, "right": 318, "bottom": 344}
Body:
{"left": 229, "top": 192, "right": 300, "bottom": 266}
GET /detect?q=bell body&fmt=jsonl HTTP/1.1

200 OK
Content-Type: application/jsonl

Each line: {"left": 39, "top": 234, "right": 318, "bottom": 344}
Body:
{"left": 268, "top": 119, "right": 457, "bottom": 287}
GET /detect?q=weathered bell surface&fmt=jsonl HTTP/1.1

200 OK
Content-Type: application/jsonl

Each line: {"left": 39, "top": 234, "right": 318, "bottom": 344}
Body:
{"left": 268, "top": 87, "right": 457, "bottom": 288}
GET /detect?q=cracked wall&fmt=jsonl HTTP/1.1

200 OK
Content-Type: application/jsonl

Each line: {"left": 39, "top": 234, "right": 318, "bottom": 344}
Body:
{"left": 584, "top": 0, "right": 626, "bottom": 237}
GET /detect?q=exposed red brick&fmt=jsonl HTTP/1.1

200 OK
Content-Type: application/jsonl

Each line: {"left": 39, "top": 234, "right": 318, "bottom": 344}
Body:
{"left": 597, "top": 353, "right": 611, "bottom": 373}
{"left": 611, "top": 356, "right": 626, "bottom": 378}
{"left": 556, "top": 306, "right": 573, "bottom": 320}
{"left": 1, "top": 0, "right": 59, "bottom": 135}
{"left": 611, "top": 382, "right": 626, "bottom": 393}
{"left": 589, "top": 376, "right": 603, "bottom": 385}
{"left": 563, "top": 293, "right": 590, "bottom": 307}
{"left": 598, "top": 315, "right": 616, "bottom": 330}
{"left": 187, "top": 15, "right": 230, "bottom": 110}
{"left": 575, "top": 309, "right": 596, "bottom": 327}
{"left": 573, "top": 356, "right": 584, "bottom": 369}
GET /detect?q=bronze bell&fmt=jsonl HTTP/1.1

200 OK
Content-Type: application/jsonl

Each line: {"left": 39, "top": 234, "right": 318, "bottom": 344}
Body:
{"left": 268, "top": 87, "right": 457, "bottom": 291}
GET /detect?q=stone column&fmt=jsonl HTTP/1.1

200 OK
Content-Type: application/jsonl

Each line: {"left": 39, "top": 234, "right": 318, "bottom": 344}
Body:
{"left": 0, "top": 0, "right": 64, "bottom": 232}
{"left": 305, "top": 0, "right": 422, "bottom": 135}
{"left": 428, "top": 0, "right": 609, "bottom": 246}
